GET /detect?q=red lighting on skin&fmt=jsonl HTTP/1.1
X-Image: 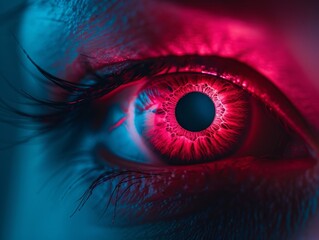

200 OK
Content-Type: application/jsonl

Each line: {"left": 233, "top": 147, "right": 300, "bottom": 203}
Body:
{"left": 109, "top": 116, "right": 127, "bottom": 131}
{"left": 67, "top": 1, "right": 319, "bottom": 132}
{"left": 62, "top": 1, "right": 319, "bottom": 230}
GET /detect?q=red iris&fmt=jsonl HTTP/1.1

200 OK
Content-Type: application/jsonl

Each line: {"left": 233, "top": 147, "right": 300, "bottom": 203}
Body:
{"left": 135, "top": 73, "right": 250, "bottom": 164}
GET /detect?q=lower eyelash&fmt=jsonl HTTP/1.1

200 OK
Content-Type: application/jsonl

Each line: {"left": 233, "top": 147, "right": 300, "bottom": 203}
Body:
{"left": 74, "top": 170, "right": 161, "bottom": 220}
{"left": 62, "top": 156, "right": 319, "bottom": 240}
{"left": 45, "top": 151, "right": 166, "bottom": 221}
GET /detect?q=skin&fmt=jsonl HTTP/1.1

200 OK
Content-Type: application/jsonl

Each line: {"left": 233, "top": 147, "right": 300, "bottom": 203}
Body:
{"left": 1, "top": 0, "right": 319, "bottom": 239}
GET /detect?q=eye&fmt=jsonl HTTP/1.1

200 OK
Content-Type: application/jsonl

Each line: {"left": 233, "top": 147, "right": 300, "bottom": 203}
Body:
{"left": 52, "top": 54, "right": 318, "bottom": 228}
{"left": 80, "top": 55, "right": 315, "bottom": 167}
{"left": 98, "top": 72, "right": 285, "bottom": 166}
{"left": 11, "top": 1, "right": 319, "bottom": 239}
{"left": 17, "top": 53, "right": 318, "bottom": 237}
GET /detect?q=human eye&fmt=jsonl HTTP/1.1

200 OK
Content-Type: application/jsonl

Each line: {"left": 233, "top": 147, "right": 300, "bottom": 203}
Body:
{"left": 12, "top": 51, "right": 317, "bottom": 239}
{"left": 4, "top": 1, "right": 319, "bottom": 239}
{"left": 83, "top": 55, "right": 317, "bottom": 165}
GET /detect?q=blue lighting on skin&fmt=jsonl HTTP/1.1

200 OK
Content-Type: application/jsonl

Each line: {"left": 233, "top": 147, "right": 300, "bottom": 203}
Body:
{"left": 12, "top": 1, "right": 149, "bottom": 240}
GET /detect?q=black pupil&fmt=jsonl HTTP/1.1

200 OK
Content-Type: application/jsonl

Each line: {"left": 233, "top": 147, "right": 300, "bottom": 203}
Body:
{"left": 175, "top": 92, "right": 215, "bottom": 132}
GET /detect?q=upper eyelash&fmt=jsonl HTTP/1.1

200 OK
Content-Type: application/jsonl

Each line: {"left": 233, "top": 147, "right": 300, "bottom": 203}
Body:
{"left": 21, "top": 55, "right": 165, "bottom": 107}
{"left": 0, "top": 54, "right": 170, "bottom": 143}
{"left": 2, "top": 54, "right": 171, "bottom": 131}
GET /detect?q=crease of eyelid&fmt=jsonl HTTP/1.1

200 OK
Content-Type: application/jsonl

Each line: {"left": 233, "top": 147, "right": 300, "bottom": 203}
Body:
{"left": 78, "top": 55, "right": 319, "bottom": 159}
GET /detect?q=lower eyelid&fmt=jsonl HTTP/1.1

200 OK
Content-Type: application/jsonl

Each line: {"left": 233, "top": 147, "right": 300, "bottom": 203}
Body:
{"left": 83, "top": 147, "right": 317, "bottom": 230}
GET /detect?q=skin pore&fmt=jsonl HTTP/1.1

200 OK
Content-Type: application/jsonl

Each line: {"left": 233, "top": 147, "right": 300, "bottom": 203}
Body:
{"left": 3, "top": 0, "right": 319, "bottom": 239}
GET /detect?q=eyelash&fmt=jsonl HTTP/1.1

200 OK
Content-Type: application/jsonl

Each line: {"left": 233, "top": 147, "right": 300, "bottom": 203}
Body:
{"left": 72, "top": 166, "right": 168, "bottom": 220}
{"left": 9, "top": 54, "right": 166, "bottom": 132}
{"left": 12, "top": 53, "right": 257, "bottom": 131}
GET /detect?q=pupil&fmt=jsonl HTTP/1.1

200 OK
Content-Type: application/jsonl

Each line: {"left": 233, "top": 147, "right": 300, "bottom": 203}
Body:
{"left": 175, "top": 91, "right": 215, "bottom": 132}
